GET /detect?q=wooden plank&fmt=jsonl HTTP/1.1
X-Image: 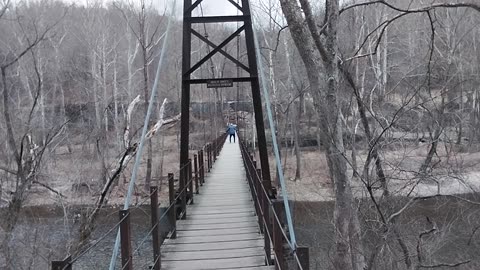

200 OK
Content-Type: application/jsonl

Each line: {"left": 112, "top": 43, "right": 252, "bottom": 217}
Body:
{"left": 161, "top": 255, "right": 266, "bottom": 270}
{"left": 176, "top": 223, "right": 258, "bottom": 231}
{"left": 187, "top": 212, "right": 255, "bottom": 219}
{"left": 193, "top": 199, "right": 252, "bottom": 205}
{"left": 187, "top": 209, "right": 254, "bottom": 215}
{"left": 201, "top": 180, "right": 247, "bottom": 183}
{"left": 194, "top": 195, "right": 252, "bottom": 201}
{"left": 163, "top": 263, "right": 274, "bottom": 270}
{"left": 177, "top": 224, "right": 258, "bottom": 232}
{"left": 177, "top": 227, "right": 259, "bottom": 237}
{"left": 202, "top": 178, "right": 247, "bottom": 181}
{"left": 161, "top": 138, "right": 271, "bottom": 268}
{"left": 162, "top": 239, "right": 265, "bottom": 251}
{"left": 176, "top": 221, "right": 258, "bottom": 231}
{"left": 195, "top": 194, "right": 252, "bottom": 199}
{"left": 199, "top": 190, "right": 250, "bottom": 193}
{"left": 188, "top": 205, "right": 254, "bottom": 212}
{"left": 200, "top": 187, "right": 249, "bottom": 190}
{"left": 198, "top": 191, "right": 251, "bottom": 195}
{"left": 162, "top": 247, "right": 264, "bottom": 260}
{"left": 162, "top": 234, "right": 262, "bottom": 244}
{"left": 191, "top": 201, "right": 253, "bottom": 208}
{"left": 178, "top": 217, "right": 257, "bottom": 225}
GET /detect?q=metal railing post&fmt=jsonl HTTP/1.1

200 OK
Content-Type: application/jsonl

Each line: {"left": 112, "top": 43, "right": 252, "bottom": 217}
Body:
{"left": 213, "top": 140, "right": 217, "bottom": 161}
{"left": 194, "top": 154, "right": 199, "bottom": 194}
{"left": 51, "top": 256, "right": 72, "bottom": 270}
{"left": 150, "top": 186, "right": 161, "bottom": 270}
{"left": 199, "top": 150, "right": 204, "bottom": 185}
{"left": 188, "top": 159, "right": 194, "bottom": 204}
{"left": 257, "top": 169, "right": 272, "bottom": 265}
{"left": 245, "top": 153, "right": 256, "bottom": 217}
{"left": 255, "top": 166, "right": 264, "bottom": 234}
{"left": 207, "top": 144, "right": 211, "bottom": 172}
{"left": 181, "top": 165, "right": 187, "bottom": 219}
{"left": 297, "top": 246, "right": 310, "bottom": 270}
{"left": 258, "top": 168, "right": 271, "bottom": 265}
{"left": 119, "top": 209, "right": 133, "bottom": 270}
{"left": 168, "top": 173, "right": 177, "bottom": 238}
{"left": 209, "top": 143, "right": 213, "bottom": 167}
{"left": 272, "top": 200, "right": 286, "bottom": 269}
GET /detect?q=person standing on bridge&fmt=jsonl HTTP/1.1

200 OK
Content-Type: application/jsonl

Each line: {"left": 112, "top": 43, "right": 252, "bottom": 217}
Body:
{"left": 226, "top": 123, "right": 237, "bottom": 143}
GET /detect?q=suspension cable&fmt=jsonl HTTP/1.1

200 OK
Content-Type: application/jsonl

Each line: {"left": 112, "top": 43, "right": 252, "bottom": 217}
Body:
{"left": 236, "top": 0, "right": 240, "bottom": 126}
{"left": 107, "top": 1, "right": 177, "bottom": 269}
{"left": 199, "top": 3, "right": 216, "bottom": 79}
{"left": 248, "top": 2, "right": 297, "bottom": 250}
{"left": 199, "top": 2, "right": 218, "bottom": 140}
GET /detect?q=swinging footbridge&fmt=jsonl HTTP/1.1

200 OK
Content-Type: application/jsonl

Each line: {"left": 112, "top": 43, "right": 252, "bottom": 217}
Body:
{"left": 51, "top": 0, "right": 309, "bottom": 269}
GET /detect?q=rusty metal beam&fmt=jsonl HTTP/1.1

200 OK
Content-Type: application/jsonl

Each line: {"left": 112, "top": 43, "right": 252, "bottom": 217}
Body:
{"left": 191, "top": 29, "right": 250, "bottom": 73}
{"left": 119, "top": 210, "right": 132, "bottom": 270}
{"left": 185, "top": 0, "right": 203, "bottom": 15}
{"left": 179, "top": 0, "right": 192, "bottom": 207}
{"left": 227, "top": 0, "right": 243, "bottom": 12}
{"left": 241, "top": 0, "right": 273, "bottom": 196}
{"left": 187, "top": 15, "right": 248, "bottom": 23}
{"left": 186, "top": 26, "right": 245, "bottom": 76}
{"left": 187, "top": 77, "right": 254, "bottom": 84}
{"left": 150, "top": 187, "right": 161, "bottom": 270}
{"left": 168, "top": 173, "right": 177, "bottom": 239}
{"left": 51, "top": 256, "right": 72, "bottom": 270}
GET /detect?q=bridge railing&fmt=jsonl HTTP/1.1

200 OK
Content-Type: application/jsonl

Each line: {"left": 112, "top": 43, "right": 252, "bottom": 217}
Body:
{"left": 51, "top": 133, "right": 227, "bottom": 270}
{"left": 238, "top": 134, "right": 309, "bottom": 270}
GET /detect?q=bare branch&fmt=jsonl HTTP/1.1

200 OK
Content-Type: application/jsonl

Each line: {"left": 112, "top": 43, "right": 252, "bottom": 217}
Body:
{"left": 419, "top": 260, "right": 471, "bottom": 268}
{"left": 298, "top": 0, "right": 332, "bottom": 64}
{"left": 345, "top": 12, "right": 407, "bottom": 61}
{"left": 1, "top": 67, "right": 20, "bottom": 163}
{"left": 124, "top": 95, "right": 141, "bottom": 148}
{"left": 26, "top": 48, "right": 42, "bottom": 128}
{"left": 467, "top": 226, "right": 480, "bottom": 245}
{"left": 32, "top": 181, "right": 67, "bottom": 198}
{"left": 0, "top": 165, "right": 17, "bottom": 175}
{"left": 0, "top": 0, "right": 10, "bottom": 20}
{"left": 260, "top": 25, "right": 289, "bottom": 53}
{"left": 74, "top": 97, "right": 179, "bottom": 254}
{"left": 2, "top": 7, "right": 67, "bottom": 69}
{"left": 340, "top": 1, "right": 480, "bottom": 15}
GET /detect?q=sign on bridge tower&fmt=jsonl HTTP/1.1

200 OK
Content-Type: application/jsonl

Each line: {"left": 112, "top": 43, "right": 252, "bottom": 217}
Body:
{"left": 179, "top": 0, "right": 273, "bottom": 195}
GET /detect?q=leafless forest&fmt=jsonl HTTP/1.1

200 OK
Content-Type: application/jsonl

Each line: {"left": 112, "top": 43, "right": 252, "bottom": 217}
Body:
{"left": 1, "top": 0, "right": 480, "bottom": 269}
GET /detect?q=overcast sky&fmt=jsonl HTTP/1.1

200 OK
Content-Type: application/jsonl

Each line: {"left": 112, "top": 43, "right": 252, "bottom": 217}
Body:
{"left": 57, "top": 0, "right": 284, "bottom": 25}
{"left": 156, "top": 0, "right": 252, "bottom": 18}
{"left": 59, "top": 0, "right": 242, "bottom": 17}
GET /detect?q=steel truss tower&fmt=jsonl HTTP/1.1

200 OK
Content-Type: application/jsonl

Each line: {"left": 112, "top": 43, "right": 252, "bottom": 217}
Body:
{"left": 179, "top": 0, "right": 273, "bottom": 196}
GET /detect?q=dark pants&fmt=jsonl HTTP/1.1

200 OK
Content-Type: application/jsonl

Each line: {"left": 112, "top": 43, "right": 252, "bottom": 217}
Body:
{"left": 229, "top": 133, "right": 236, "bottom": 143}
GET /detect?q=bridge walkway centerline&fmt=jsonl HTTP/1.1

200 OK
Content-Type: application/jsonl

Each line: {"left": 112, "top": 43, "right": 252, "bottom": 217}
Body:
{"left": 161, "top": 137, "right": 274, "bottom": 270}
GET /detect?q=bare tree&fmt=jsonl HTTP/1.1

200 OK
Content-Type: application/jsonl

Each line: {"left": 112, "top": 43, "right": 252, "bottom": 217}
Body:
{"left": 279, "top": 0, "right": 366, "bottom": 269}
{"left": 0, "top": 3, "right": 67, "bottom": 266}
{"left": 115, "top": 0, "right": 166, "bottom": 192}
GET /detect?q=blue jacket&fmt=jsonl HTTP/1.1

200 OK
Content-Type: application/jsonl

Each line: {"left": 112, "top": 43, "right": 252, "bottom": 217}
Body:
{"left": 226, "top": 125, "right": 236, "bottom": 135}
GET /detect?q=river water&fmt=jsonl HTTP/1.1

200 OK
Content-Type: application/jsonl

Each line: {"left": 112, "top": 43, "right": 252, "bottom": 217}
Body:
{"left": 2, "top": 194, "right": 480, "bottom": 269}
{"left": 1, "top": 206, "right": 169, "bottom": 269}
{"left": 293, "top": 194, "right": 480, "bottom": 269}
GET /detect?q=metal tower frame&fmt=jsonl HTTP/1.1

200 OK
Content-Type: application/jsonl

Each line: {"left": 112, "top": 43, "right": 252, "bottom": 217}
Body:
{"left": 179, "top": 0, "right": 273, "bottom": 195}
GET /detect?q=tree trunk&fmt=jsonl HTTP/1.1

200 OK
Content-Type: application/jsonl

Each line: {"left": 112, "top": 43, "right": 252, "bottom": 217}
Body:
{"left": 39, "top": 63, "right": 46, "bottom": 145}
{"left": 141, "top": 16, "right": 152, "bottom": 193}
{"left": 293, "top": 99, "right": 302, "bottom": 180}
{"left": 279, "top": 0, "right": 363, "bottom": 269}
{"left": 284, "top": 34, "right": 302, "bottom": 179}
{"left": 113, "top": 52, "right": 120, "bottom": 142}
{"left": 100, "top": 37, "right": 108, "bottom": 134}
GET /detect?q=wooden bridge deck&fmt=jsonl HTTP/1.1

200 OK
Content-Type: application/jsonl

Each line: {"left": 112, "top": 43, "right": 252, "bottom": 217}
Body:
{"left": 161, "top": 138, "right": 273, "bottom": 270}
